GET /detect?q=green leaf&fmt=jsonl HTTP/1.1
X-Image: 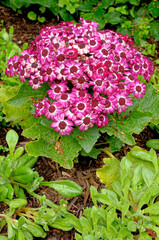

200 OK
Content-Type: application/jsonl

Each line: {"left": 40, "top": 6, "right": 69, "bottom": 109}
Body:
{"left": 146, "top": 139, "right": 159, "bottom": 150}
{"left": 26, "top": 136, "right": 81, "bottom": 169}
{"left": 96, "top": 157, "right": 120, "bottom": 187}
{"left": 59, "top": 8, "right": 74, "bottom": 21}
{"left": 150, "top": 22, "right": 159, "bottom": 41}
{"left": 39, "top": 6, "right": 46, "bottom": 13}
{"left": 23, "top": 221, "right": 46, "bottom": 238}
{"left": 142, "top": 167, "right": 154, "bottom": 187}
{"left": 104, "top": 12, "right": 121, "bottom": 25}
{"left": 81, "top": 147, "right": 100, "bottom": 159}
{"left": 129, "top": 0, "right": 140, "bottom": 5}
{"left": 0, "top": 86, "right": 31, "bottom": 122}
{"left": 78, "top": 1, "right": 93, "bottom": 12}
{"left": 37, "top": 16, "right": 46, "bottom": 23}
{"left": 100, "top": 0, "right": 114, "bottom": 9}
{"left": 40, "top": 180, "right": 82, "bottom": 197}
{"left": 8, "top": 82, "right": 49, "bottom": 107}
{"left": 127, "top": 221, "right": 137, "bottom": 231}
{"left": 17, "top": 229, "right": 25, "bottom": 240}
{"left": 27, "top": 11, "right": 37, "bottom": 21}
{"left": 148, "top": 1, "right": 159, "bottom": 18}
{"left": 22, "top": 120, "right": 59, "bottom": 143}
{"left": 10, "top": 166, "right": 35, "bottom": 184}
{"left": 6, "top": 129, "right": 18, "bottom": 155}
{"left": 143, "top": 201, "right": 159, "bottom": 215}
{"left": 72, "top": 126, "right": 100, "bottom": 153}
{"left": 115, "top": 0, "right": 128, "bottom": 4}
{"left": 102, "top": 109, "right": 152, "bottom": 146}
{"left": 9, "top": 198, "right": 27, "bottom": 209}
{"left": 106, "top": 135, "right": 124, "bottom": 152}
{"left": 138, "top": 85, "right": 159, "bottom": 122}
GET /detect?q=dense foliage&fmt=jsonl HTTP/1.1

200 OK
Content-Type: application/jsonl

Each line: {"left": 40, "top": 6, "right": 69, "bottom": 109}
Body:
{"left": 0, "top": 1, "right": 159, "bottom": 239}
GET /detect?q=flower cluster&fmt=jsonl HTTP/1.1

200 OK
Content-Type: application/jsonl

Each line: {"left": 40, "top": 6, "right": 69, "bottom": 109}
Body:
{"left": 5, "top": 18, "right": 154, "bottom": 135}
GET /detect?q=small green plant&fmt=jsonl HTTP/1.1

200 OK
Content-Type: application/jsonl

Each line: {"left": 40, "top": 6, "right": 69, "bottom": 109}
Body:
{"left": 27, "top": 6, "right": 46, "bottom": 23}
{"left": 0, "top": 27, "right": 28, "bottom": 86}
{"left": 74, "top": 147, "right": 159, "bottom": 239}
{"left": 0, "top": 129, "right": 83, "bottom": 239}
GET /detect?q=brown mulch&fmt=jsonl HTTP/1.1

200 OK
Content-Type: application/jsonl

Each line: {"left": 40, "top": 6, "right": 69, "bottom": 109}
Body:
{"left": 0, "top": 4, "right": 159, "bottom": 240}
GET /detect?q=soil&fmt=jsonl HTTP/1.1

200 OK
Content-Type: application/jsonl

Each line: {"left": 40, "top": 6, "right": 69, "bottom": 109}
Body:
{"left": 0, "top": 4, "right": 159, "bottom": 240}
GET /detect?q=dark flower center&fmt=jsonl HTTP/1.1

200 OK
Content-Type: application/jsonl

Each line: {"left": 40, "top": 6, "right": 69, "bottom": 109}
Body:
{"left": 54, "top": 43, "right": 60, "bottom": 49}
{"left": 97, "top": 68, "right": 103, "bottom": 74}
{"left": 101, "top": 49, "right": 108, "bottom": 56}
{"left": 90, "top": 40, "right": 96, "bottom": 46}
{"left": 47, "top": 68, "right": 52, "bottom": 75}
{"left": 119, "top": 97, "right": 125, "bottom": 106}
{"left": 78, "top": 43, "right": 85, "bottom": 49}
{"left": 59, "top": 121, "right": 67, "bottom": 129}
{"left": 42, "top": 49, "right": 48, "bottom": 57}
{"left": 38, "top": 103, "right": 43, "bottom": 109}
{"left": 134, "top": 64, "right": 140, "bottom": 71}
{"left": 136, "top": 85, "right": 142, "bottom": 92}
{"left": 49, "top": 105, "right": 56, "bottom": 113}
{"left": 96, "top": 80, "right": 102, "bottom": 86}
{"left": 57, "top": 54, "right": 65, "bottom": 62}
{"left": 13, "top": 62, "right": 19, "bottom": 69}
{"left": 105, "top": 100, "right": 111, "bottom": 108}
{"left": 89, "top": 65, "right": 94, "bottom": 71}
{"left": 83, "top": 117, "right": 90, "bottom": 125}
{"left": 92, "top": 99, "right": 98, "bottom": 107}
{"left": 104, "top": 60, "right": 112, "bottom": 68}
{"left": 23, "top": 54, "right": 29, "bottom": 60}
{"left": 99, "top": 115, "right": 104, "bottom": 121}
{"left": 119, "top": 65, "right": 124, "bottom": 72}
{"left": 79, "top": 91, "right": 86, "bottom": 98}
{"left": 33, "top": 78, "right": 39, "bottom": 84}
{"left": 120, "top": 52, "right": 126, "bottom": 58}
{"left": 54, "top": 86, "right": 61, "bottom": 93}
{"left": 70, "top": 66, "right": 78, "bottom": 73}
{"left": 77, "top": 103, "right": 85, "bottom": 110}
{"left": 20, "top": 69, "right": 24, "bottom": 76}
{"left": 31, "top": 62, "right": 38, "bottom": 68}
{"left": 78, "top": 76, "right": 85, "bottom": 84}
{"left": 61, "top": 93, "right": 68, "bottom": 100}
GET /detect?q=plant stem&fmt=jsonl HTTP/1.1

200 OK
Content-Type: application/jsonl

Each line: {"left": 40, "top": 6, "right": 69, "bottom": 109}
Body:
{"left": 95, "top": 141, "right": 108, "bottom": 146}
{"left": 98, "top": 148, "right": 114, "bottom": 158}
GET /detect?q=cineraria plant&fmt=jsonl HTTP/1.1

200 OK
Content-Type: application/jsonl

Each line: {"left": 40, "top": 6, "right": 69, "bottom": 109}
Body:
{"left": 5, "top": 18, "right": 154, "bottom": 136}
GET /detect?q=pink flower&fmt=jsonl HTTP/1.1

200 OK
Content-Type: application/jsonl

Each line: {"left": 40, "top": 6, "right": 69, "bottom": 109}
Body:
{"left": 130, "top": 80, "right": 146, "bottom": 99}
{"left": 64, "top": 48, "right": 78, "bottom": 59}
{"left": 51, "top": 114, "right": 74, "bottom": 136}
{"left": 115, "top": 93, "right": 133, "bottom": 113}
{"left": 75, "top": 112, "right": 97, "bottom": 131}
{"left": 96, "top": 113, "right": 109, "bottom": 127}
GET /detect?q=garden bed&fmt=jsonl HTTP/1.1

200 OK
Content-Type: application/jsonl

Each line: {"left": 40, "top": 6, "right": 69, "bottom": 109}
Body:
{"left": 0, "top": 4, "right": 159, "bottom": 240}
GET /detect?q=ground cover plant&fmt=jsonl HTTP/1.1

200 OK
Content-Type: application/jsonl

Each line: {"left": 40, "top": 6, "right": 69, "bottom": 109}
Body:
{"left": 0, "top": 2, "right": 159, "bottom": 240}
{"left": 74, "top": 147, "right": 159, "bottom": 239}
{"left": 0, "top": 129, "right": 83, "bottom": 239}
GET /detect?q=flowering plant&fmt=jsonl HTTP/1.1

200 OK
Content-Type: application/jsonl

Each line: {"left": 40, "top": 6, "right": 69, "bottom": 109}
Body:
{"left": 5, "top": 18, "right": 154, "bottom": 136}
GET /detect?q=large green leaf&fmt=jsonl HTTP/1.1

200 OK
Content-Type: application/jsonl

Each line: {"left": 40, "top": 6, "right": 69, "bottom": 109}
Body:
{"left": 97, "top": 157, "right": 120, "bottom": 187}
{"left": 22, "top": 119, "right": 59, "bottom": 144}
{"left": 104, "top": 12, "right": 121, "bottom": 25}
{"left": 100, "top": 0, "right": 114, "bottom": 9}
{"left": 0, "top": 86, "right": 31, "bottom": 122}
{"left": 8, "top": 82, "right": 50, "bottom": 107}
{"left": 101, "top": 110, "right": 152, "bottom": 145}
{"left": 72, "top": 126, "right": 100, "bottom": 153}
{"left": 138, "top": 85, "right": 159, "bottom": 121}
{"left": 26, "top": 136, "right": 81, "bottom": 169}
